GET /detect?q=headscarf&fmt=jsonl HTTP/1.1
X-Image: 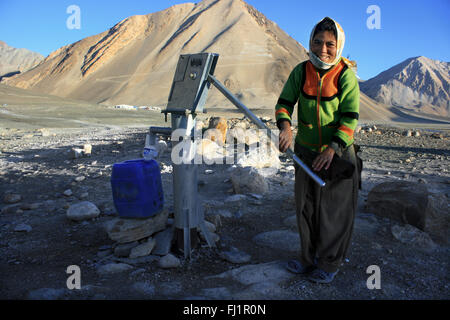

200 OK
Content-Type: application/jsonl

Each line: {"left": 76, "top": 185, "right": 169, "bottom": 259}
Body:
{"left": 309, "top": 17, "right": 349, "bottom": 70}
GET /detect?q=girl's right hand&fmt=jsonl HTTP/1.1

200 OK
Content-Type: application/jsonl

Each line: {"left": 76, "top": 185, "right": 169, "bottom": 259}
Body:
{"left": 279, "top": 122, "right": 293, "bottom": 152}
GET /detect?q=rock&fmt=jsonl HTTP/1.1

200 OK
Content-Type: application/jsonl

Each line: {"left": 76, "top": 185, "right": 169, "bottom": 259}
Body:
{"left": 1, "top": 203, "right": 22, "bottom": 214}
{"left": 228, "top": 127, "right": 259, "bottom": 146}
{"left": 224, "top": 194, "right": 247, "bottom": 202}
{"left": 205, "top": 117, "right": 228, "bottom": 145}
{"left": 20, "top": 203, "right": 40, "bottom": 210}
{"left": 391, "top": 224, "right": 436, "bottom": 251}
{"left": 79, "top": 192, "right": 89, "bottom": 199}
{"left": 158, "top": 253, "right": 180, "bottom": 269}
{"left": 105, "top": 209, "right": 169, "bottom": 243}
{"left": 74, "top": 176, "right": 85, "bottom": 182}
{"left": 66, "top": 201, "right": 100, "bottom": 221}
{"left": 63, "top": 189, "right": 73, "bottom": 197}
{"left": 208, "top": 261, "right": 294, "bottom": 286}
{"left": 425, "top": 194, "right": 450, "bottom": 244}
{"left": 219, "top": 247, "right": 251, "bottom": 264}
{"left": 253, "top": 230, "right": 301, "bottom": 253}
{"left": 37, "top": 128, "right": 51, "bottom": 137}
{"left": 236, "top": 144, "right": 280, "bottom": 170}
{"left": 196, "top": 139, "right": 225, "bottom": 163}
{"left": 132, "top": 281, "right": 155, "bottom": 296}
{"left": 203, "top": 220, "right": 216, "bottom": 233}
{"left": 129, "top": 238, "right": 156, "bottom": 259}
{"left": 14, "top": 223, "right": 32, "bottom": 232}
{"left": 97, "top": 263, "right": 134, "bottom": 275}
{"left": 3, "top": 193, "right": 22, "bottom": 204}
{"left": 83, "top": 144, "right": 92, "bottom": 156}
{"left": 366, "top": 181, "right": 429, "bottom": 230}
{"left": 152, "top": 227, "right": 175, "bottom": 256}
{"left": 114, "top": 242, "right": 139, "bottom": 257}
{"left": 70, "top": 148, "right": 84, "bottom": 159}
{"left": 248, "top": 193, "right": 263, "bottom": 200}
{"left": 215, "top": 209, "right": 233, "bottom": 218}
{"left": 114, "top": 255, "right": 159, "bottom": 266}
{"left": 230, "top": 166, "right": 269, "bottom": 194}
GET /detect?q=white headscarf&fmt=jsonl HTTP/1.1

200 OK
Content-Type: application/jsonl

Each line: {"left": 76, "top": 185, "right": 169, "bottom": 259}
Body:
{"left": 309, "top": 17, "right": 346, "bottom": 70}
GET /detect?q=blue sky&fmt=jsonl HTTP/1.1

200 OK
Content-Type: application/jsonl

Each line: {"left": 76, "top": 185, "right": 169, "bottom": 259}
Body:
{"left": 0, "top": 0, "right": 449, "bottom": 80}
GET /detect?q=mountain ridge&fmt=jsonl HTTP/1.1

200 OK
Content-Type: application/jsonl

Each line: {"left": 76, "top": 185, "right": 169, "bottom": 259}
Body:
{"left": 0, "top": 41, "right": 44, "bottom": 79}
{"left": 2, "top": 0, "right": 308, "bottom": 108}
{"left": 360, "top": 56, "right": 449, "bottom": 117}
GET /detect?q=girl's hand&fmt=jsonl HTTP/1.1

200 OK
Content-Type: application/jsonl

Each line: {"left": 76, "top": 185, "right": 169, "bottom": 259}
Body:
{"left": 279, "top": 122, "right": 293, "bottom": 152}
{"left": 312, "top": 147, "right": 335, "bottom": 171}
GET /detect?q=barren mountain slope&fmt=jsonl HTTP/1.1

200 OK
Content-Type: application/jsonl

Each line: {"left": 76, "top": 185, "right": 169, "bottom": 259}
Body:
{"left": 360, "top": 56, "right": 449, "bottom": 117}
{"left": 2, "top": 0, "right": 308, "bottom": 108}
{"left": 0, "top": 41, "right": 44, "bottom": 78}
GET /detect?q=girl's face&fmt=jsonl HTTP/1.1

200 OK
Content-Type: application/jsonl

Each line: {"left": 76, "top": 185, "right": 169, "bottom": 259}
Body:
{"left": 311, "top": 30, "right": 337, "bottom": 64}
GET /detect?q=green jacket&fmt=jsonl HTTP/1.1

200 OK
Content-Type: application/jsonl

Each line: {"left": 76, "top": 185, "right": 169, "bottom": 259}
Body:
{"left": 275, "top": 58, "right": 360, "bottom": 153}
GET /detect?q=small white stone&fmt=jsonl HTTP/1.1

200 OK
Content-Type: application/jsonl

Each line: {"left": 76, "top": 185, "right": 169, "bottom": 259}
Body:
{"left": 158, "top": 254, "right": 180, "bottom": 269}
{"left": 97, "top": 263, "right": 133, "bottom": 275}
{"left": 74, "top": 176, "right": 85, "bottom": 182}
{"left": 66, "top": 201, "right": 100, "bottom": 221}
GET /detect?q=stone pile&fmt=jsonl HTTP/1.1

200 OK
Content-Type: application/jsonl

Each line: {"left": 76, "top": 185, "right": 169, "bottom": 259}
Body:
{"left": 100, "top": 209, "right": 182, "bottom": 269}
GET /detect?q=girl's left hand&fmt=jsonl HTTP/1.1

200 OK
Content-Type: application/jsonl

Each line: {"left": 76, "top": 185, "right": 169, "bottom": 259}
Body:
{"left": 312, "top": 147, "right": 335, "bottom": 172}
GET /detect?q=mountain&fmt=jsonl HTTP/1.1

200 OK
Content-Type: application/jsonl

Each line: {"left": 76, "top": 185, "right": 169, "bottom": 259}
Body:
{"left": 0, "top": 41, "right": 44, "bottom": 80}
{"left": 1, "top": 0, "right": 308, "bottom": 108}
{"left": 360, "top": 56, "right": 450, "bottom": 117}
{"left": 2, "top": 0, "right": 433, "bottom": 125}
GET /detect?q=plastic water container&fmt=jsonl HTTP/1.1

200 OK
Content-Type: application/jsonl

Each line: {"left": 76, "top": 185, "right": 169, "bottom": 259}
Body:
{"left": 111, "top": 159, "right": 164, "bottom": 218}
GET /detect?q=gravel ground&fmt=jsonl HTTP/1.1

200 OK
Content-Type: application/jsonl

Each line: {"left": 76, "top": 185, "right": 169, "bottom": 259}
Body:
{"left": 0, "top": 118, "right": 449, "bottom": 301}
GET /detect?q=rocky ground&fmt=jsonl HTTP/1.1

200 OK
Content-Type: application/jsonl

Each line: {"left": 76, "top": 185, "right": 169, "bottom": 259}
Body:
{"left": 0, "top": 119, "right": 449, "bottom": 301}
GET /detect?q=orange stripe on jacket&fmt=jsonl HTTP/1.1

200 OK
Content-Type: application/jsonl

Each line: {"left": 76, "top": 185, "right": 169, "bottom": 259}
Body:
{"left": 275, "top": 108, "right": 291, "bottom": 118}
{"left": 338, "top": 125, "right": 354, "bottom": 138}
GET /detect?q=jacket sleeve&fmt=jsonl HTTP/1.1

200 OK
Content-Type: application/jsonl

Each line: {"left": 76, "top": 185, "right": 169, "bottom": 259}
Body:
{"left": 332, "top": 68, "right": 360, "bottom": 148}
{"left": 275, "top": 63, "right": 302, "bottom": 129}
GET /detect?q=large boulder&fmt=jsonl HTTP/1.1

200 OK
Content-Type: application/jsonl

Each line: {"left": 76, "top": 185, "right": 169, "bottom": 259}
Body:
{"left": 366, "top": 181, "right": 429, "bottom": 230}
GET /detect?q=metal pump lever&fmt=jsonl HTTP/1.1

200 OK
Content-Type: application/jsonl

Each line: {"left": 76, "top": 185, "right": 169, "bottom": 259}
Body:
{"left": 207, "top": 74, "right": 326, "bottom": 188}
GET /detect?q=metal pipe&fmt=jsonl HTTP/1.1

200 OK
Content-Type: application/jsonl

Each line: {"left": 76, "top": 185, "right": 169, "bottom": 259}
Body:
{"left": 207, "top": 74, "right": 326, "bottom": 187}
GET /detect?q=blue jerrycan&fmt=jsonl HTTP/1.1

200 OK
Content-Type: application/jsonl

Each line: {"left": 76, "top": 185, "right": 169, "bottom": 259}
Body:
{"left": 111, "top": 159, "right": 164, "bottom": 218}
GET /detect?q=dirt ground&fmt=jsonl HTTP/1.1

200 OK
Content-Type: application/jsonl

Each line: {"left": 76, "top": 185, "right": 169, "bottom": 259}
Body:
{"left": 0, "top": 101, "right": 449, "bottom": 302}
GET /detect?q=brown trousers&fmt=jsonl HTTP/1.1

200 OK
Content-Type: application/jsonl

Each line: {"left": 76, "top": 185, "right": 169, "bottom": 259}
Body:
{"left": 294, "top": 143, "right": 360, "bottom": 273}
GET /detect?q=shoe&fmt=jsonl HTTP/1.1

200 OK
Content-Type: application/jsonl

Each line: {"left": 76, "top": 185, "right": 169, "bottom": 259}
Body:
{"left": 308, "top": 268, "right": 339, "bottom": 284}
{"left": 285, "top": 260, "right": 315, "bottom": 274}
